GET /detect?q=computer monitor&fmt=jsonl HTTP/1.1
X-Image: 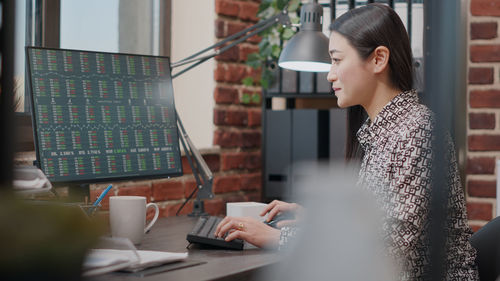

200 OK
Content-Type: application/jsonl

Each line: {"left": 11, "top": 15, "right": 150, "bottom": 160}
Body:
{"left": 26, "top": 47, "right": 183, "bottom": 184}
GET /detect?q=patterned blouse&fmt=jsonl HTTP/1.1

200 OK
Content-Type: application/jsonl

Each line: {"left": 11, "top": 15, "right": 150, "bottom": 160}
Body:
{"left": 278, "top": 90, "right": 479, "bottom": 280}
{"left": 357, "top": 90, "right": 478, "bottom": 280}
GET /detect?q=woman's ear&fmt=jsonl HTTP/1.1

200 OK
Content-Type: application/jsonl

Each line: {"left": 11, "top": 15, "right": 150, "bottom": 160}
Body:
{"left": 371, "top": 46, "right": 390, "bottom": 74}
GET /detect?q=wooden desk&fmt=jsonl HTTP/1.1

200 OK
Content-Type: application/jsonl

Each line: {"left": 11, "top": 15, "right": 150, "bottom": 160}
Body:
{"left": 87, "top": 216, "right": 281, "bottom": 281}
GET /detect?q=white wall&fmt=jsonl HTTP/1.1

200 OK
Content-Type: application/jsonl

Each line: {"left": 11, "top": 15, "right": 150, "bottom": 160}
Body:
{"left": 171, "top": 0, "right": 216, "bottom": 149}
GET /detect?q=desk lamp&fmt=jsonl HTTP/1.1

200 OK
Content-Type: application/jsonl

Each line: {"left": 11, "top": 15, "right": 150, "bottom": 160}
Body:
{"left": 172, "top": 0, "right": 331, "bottom": 216}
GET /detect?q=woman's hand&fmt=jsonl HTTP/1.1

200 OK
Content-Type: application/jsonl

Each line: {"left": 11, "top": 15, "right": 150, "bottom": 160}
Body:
{"left": 260, "top": 200, "right": 303, "bottom": 222}
{"left": 214, "top": 216, "right": 281, "bottom": 249}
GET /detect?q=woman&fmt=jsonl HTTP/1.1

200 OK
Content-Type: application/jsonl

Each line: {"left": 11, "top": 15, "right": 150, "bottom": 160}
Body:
{"left": 215, "top": 4, "right": 478, "bottom": 280}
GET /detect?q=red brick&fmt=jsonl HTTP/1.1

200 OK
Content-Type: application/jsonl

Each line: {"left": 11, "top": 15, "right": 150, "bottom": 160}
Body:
{"left": 214, "top": 86, "right": 238, "bottom": 104}
{"left": 184, "top": 179, "right": 197, "bottom": 198}
{"left": 215, "top": 0, "right": 239, "bottom": 16}
{"left": 152, "top": 180, "right": 184, "bottom": 201}
{"left": 238, "top": 44, "right": 259, "bottom": 62}
{"left": 247, "top": 33, "right": 262, "bottom": 44}
{"left": 227, "top": 21, "right": 248, "bottom": 37}
{"left": 244, "top": 191, "right": 262, "bottom": 202}
{"left": 215, "top": 44, "right": 239, "bottom": 62}
{"left": 222, "top": 194, "right": 247, "bottom": 206}
{"left": 467, "top": 157, "right": 496, "bottom": 174}
{"left": 213, "top": 174, "right": 242, "bottom": 193}
{"left": 469, "top": 135, "right": 500, "bottom": 151}
{"left": 226, "top": 64, "right": 248, "bottom": 83}
{"left": 470, "top": 223, "right": 485, "bottom": 233}
{"left": 215, "top": 63, "right": 248, "bottom": 83}
{"left": 241, "top": 172, "right": 261, "bottom": 191}
{"left": 203, "top": 154, "right": 221, "bottom": 173}
{"left": 117, "top": 185, "right": 152, "bottom": 201}
{"left": 241, "top": 130, "right": 261, "bottom": 148}
{"left": 205, "top": 198, "right": 225, "bottom": 216}
{"left": 470, "top": 90, "right": 500, "bottom": 108}
{"left": 243, "top": 151, "right": 261, "bottom": 170}
{"left": 470, "top": 45, "right": 500, "bottom": 62}
{"left": 471, "top": 22, "right": 498, "bottom": 40}
{"left": 213, "top": 108, "right": 248, "bottom": 126}
{"left": 226, "top": 109, "right": 248, "bottom": 126}
{"left": 471, "top": 0, "right": 500, "bottom": 16}
{"left": 248, "top": 109, "right": 262, "bottom": 127}
{"left": 213, "top": 129, "right": 242, "bottom": 147}
{"left": 468, "top": 67, "right": 494, "bottom": 84}
{"left": 90, "top": 186, "right": 116, "bottom": 211}
{"left": 214, "top": 63, "right": 227, "bottom": 82}
{"left": 146, "top": 207, "right": 158, "bottom": 221}
{"left": 215, "top": 18, "right": 226, "bottom": 38}
{"left": 213, "top": 108, "right": 227, "bottom": 125}
{"left": 468, "top": 180, "right": 496, "bottom": 198}
{"left": 238, "top": 1, "right": 259, "bottom": 21}
{"left": 469, "top": 113, "right": 496, "bottom": 129}
{"left": 246, "top": 66, "right": 262, "bottom": 82}
{"left": 161, "top": 202, "right": 193, "bottom": 217}
{"left": 221, "top": 152, "right": 245, "bottom": 170}
{"left": 467, "top": 202, "right": 493, "bottom": 221}
{"left": 182, "top": 153, "right": 220, "bottom": 174}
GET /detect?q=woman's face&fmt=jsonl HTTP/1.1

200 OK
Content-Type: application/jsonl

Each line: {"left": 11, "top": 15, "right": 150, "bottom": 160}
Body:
{"left": 327, "top": 32, "right": 376, "bottom": 108}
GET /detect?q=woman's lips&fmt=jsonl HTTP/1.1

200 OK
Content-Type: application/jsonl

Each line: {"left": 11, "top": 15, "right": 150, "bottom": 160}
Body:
{"left": 333, "top": 88, "right": 341, "bottom": 92}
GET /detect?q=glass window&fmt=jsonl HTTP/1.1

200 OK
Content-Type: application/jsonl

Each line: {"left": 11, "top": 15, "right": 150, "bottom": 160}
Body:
{"left": 60, "top": 0, "right": 120, "bottom": 53}
{"left": 14, "top": 0, "right": 27, "bottom": 112}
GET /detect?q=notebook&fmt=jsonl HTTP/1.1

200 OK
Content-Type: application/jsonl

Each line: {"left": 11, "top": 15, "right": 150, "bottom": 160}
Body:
{"left": 83, "top": 249, "right": 188, "bottom": 276}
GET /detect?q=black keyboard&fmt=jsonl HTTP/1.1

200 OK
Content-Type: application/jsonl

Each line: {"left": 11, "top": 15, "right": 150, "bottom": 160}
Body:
{"left": 186, "top": 216, "right": 244, "bottom": 250}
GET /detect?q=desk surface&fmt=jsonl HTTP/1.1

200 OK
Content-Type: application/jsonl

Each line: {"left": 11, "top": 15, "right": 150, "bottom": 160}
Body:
{"left": 86, "top": 216, "right": 281, "bottom": 281}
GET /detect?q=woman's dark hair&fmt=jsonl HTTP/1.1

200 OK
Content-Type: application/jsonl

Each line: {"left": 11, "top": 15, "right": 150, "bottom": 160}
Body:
{"left": 330, "top": 4, "right": 414, "bottom": 160}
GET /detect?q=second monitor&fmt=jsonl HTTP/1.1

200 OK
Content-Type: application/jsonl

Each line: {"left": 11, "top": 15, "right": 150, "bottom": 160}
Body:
{"left": 26, "top": 47, "right": 183, "bottom": 184}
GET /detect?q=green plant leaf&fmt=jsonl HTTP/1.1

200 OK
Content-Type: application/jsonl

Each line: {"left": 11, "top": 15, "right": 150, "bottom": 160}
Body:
{"left": 241, "top": 93, "right": 251, "bottom": 104}
{"left": 260, "top": 43, "right": 273, "bottom": 57}
{"left": 282, "top": 28, "right": 295, "bottom": 40}
{"left": 251, "top": 93, "right": 261, "bottom": 104}
{"left": 288, "top": 0, "right": 300, "bottom": 12}
{"left": 271, "top": 45, "right": 281, "bottom": 58}
{"left": 276, "top": 0, "right": 288, "bottom": 10}
{"left": 242, "top": 77, "right": 254, "bottom": 87}
{"left": 261, "top": 68, "right": 275, "bottom": 89}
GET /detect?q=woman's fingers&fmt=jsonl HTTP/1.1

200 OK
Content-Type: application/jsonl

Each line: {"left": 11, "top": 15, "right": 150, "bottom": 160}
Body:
{"left": 225, "top": 229, "right": 248, "bottom": 242}
{"left": 214, "top": 216, "right": 233, "bottom": 237}
{"left": 260, "top": 200, "right": 278, "bottom": 216}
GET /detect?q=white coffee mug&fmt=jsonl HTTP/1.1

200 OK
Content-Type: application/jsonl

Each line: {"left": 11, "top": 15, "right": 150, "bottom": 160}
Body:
{"left": 109, "top": 196, "right": 159, "bottom": 244}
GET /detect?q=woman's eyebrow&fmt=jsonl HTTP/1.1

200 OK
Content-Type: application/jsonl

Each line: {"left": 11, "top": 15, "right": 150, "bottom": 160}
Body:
{"left": 329, "top": 49, "right": 342, "bottom": 56}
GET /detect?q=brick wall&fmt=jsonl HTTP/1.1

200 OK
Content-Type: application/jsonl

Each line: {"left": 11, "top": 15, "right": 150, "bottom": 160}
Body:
{"left": 89, "top": 0, "right": 263, "bottom": 218}
{"left": 467, "top": 0, "right": 500, "bottom": 232}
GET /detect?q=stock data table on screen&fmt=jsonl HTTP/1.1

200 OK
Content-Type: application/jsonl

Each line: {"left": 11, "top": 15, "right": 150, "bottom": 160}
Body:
{"left": 27, "top": 47, "right": 183, "bottom": 183}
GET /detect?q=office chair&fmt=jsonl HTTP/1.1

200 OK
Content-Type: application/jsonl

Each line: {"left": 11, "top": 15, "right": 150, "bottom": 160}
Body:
{"left": 470, "top": 216, "right": 500, "bottom": 281}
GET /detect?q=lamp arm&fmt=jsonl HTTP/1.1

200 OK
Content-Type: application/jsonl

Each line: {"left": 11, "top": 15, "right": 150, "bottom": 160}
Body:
{"left": 172, "top": 18, "right": 278, "bottom": 79}
{"left": 170, "top": 10, "right": 290, "bottom": 72}
{"left": 172, "top": 9, "right": 290, "bottom": 216}
{"left": 175, "top": 109, "right": 214, "bottom": 216}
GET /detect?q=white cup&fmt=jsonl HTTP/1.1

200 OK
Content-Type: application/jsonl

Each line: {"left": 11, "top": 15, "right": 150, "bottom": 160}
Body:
{"left": 109, "top": 196, "right": 159, "bottom": 244}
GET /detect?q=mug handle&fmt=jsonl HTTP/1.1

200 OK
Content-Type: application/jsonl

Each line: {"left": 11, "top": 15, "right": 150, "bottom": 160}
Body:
{"left": 144, "top": 202, "right": 159, "bottom": 233}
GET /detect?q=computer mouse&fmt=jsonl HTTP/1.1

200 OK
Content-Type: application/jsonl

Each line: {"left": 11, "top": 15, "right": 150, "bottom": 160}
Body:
{"left": 263, "top": 213, "right": 294, "bottom": 228}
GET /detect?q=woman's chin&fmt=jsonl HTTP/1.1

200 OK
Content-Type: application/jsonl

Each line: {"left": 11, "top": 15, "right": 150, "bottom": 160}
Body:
{"left": 336, "top": 98, "right": 349, "bottom": 108}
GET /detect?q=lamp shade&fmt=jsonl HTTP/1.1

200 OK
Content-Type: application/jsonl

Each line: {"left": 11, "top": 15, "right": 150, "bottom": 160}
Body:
{"left": 278, "top": 31, "right": 331, "bottom": 72}
{"left": 278, "top": 1, "right": 331, "bottom": 72}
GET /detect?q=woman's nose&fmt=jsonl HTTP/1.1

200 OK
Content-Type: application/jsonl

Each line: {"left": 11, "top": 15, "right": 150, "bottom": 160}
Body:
{"left": 327, "top": 65, "right": 337, "bottom": 82}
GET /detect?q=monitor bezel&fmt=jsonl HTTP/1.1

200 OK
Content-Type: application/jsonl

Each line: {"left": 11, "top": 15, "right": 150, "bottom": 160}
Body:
{"left": 26, "top": 46, "right": 184, "bottom": 184}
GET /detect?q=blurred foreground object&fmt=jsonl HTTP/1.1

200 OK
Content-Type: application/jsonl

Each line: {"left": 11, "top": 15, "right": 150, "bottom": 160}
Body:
{"left": 262, "top": 161, "right": 397, "bottom": 281}
{"left": 0, "top": 193, "right": 104, "bottom": 281}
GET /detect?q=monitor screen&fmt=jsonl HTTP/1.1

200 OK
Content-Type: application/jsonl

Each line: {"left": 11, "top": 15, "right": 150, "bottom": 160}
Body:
{"left": 26, "top": 47, "right": 183, "bottom": 183}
